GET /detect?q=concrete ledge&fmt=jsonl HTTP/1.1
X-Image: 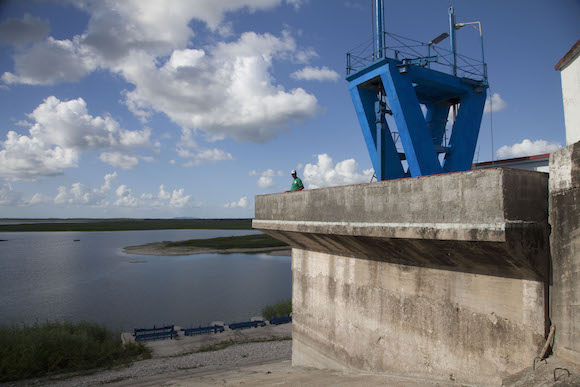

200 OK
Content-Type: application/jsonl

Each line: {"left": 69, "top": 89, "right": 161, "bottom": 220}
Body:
{"left": 550, "top": 141, "right": 580, "bottom": 365}
{"left": 254, "top": 168, "right": 549, "bottom": 281}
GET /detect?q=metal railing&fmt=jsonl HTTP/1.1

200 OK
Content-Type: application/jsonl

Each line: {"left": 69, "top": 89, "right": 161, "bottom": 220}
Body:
{"left": 346, "top": 32, "right": 487, "bottom": 83}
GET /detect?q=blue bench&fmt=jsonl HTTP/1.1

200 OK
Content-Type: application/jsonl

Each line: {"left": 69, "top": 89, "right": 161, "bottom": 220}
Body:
{"left": 269, "top": 315, "right": 292, "bottom": 325}
{"left": 228, "top": 320, "right": 266, "bottom": 330}
{"left": 134, "top": 324, "right": 177, "bottom": 341}
{"left": 182, "top": 325, "right": 225, "bottom": 336}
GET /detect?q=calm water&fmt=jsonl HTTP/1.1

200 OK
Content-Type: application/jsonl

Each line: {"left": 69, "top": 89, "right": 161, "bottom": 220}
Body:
{"left": 0, "top": 230, "right": 291, "bottom": 331}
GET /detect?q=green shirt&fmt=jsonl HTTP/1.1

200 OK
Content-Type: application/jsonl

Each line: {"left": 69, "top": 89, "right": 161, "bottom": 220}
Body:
{"left": 290, "top": 177, "right": 303, "bottom": 191}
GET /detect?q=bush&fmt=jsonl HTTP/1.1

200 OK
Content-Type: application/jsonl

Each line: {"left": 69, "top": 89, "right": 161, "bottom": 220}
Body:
{"left": 261, "top": 299, "right": 292, "bottom": 320}
{"left": 0, "top": 321, "right": 151, "bottom": 382}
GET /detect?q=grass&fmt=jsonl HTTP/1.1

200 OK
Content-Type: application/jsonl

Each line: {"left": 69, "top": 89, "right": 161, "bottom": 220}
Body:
{"left": 0, "top": 321, "right": 151, "bottom": 383}
{"left": 0, "top": 218, "right": 252, "bottom": 232}
{"left": 163, "top": 234, "right": 289, "bottom": 250}
{"left": 261, "top": 300, "right": 292, "bottom": 320}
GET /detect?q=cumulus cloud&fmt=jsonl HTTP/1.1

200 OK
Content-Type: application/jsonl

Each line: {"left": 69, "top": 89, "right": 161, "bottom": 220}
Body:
{"left": 123, "top": 32, "right": 319, "bottom": 142}
{"left": 177, "top": 146, "right": 234, "bottom": 167}
{"left": 0, "top": 184, "right": 25, "bottom": 206}
{"left": 0, "top": 97, "right": 153, "bottom": 179}
{"left": 2, "top": 37, "right": 96, "bottom": 85}
{"left": 303, "top": 154, "right": 373, "bottom": 189}
{"left": 0, "top": 14, "right": 50, "bottom": 46}
{"left": 225, "top": 196, "right": 249, "bottom": 208}
{"left": 291, "top": 66, "right": 340, "bottom": 82}
{"left": 3, "top": 1, "right": 320, "bottom": 143}
{"left": 99, "top": 152, "right": 139, "bottom": 169}
{"left": 496, "top": 139, "right": 562, "bottom": 159}
{"left": 484, "top": 92, "right": 507, "bottom": 113}
{"left": 99, "top": 172, "right": 117, "bottom": 192}
{"left": 250, "top": 168, "right": 284, "bottom": 188}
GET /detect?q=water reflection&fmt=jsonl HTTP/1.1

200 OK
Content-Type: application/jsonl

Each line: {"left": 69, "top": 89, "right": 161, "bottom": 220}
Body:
{"left": 0, "top": 230, "right": 291, "bottom": 330}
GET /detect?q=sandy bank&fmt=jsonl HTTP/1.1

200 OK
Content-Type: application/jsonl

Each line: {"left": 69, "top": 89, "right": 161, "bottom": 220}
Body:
{"left": 123, "top": 242, "right": 291, "bottom": 256}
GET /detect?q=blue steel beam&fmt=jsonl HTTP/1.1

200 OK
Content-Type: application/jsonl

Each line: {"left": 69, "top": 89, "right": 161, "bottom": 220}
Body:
{"left": 381, "top": 62, "right": 442, "bottom": 177}
{"left": 442, "top": 90, "right": 487, "bottom": 172}
{"left": 425, "top": 103, "right": 450, "bottom": 146}
{"left": 349, "top": 84, "right": 404, "bottom": 180}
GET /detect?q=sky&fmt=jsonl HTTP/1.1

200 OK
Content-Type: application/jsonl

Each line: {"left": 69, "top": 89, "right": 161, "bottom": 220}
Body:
{"left": 0, "top": 0, "right": 578, "bottom": 218}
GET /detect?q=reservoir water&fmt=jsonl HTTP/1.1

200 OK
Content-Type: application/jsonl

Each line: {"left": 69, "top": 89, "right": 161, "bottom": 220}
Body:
{"left": 0, "top": 230, "right": 291, "bottom": 331}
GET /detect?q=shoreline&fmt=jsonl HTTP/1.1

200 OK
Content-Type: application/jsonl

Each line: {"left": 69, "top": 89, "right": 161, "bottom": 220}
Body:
{"left": 123, "top": 242, "right": 291, "bottom": 256}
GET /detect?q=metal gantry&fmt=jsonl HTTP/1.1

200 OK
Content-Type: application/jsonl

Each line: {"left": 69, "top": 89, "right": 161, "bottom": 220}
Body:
{"left": 347, "top": 2, "right": 488, "bottom": 180}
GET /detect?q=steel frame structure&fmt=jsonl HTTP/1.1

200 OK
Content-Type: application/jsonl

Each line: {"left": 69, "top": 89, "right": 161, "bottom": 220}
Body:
{"left": 346, "top": 3, "right": 488, "bottom": 180}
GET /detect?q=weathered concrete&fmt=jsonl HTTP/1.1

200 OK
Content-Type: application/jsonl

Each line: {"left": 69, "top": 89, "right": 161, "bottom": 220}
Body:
{"left": 253, "top": 168, "right": 550, "bottom": 385}
{"left": 549, "top": 141, "right": 580, "bottom": 365}
{"left": 254, "top": 168, "right": 549, "bottom": 281}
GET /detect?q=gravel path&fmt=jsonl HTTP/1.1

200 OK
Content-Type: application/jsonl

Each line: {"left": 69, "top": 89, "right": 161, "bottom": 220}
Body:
{"left": 17, "top": 340, "right": 291, "bottom": 387}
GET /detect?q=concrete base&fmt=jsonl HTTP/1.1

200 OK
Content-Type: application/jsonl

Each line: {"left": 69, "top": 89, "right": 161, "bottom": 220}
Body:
{"left": 550, "top": 141, "right": 580, "bottom": 364}
{"left": 291, "top": 249, "right": 545, "bottom": 385}
{"left": 254, "top": 168, "right": 550, "bottom": 385}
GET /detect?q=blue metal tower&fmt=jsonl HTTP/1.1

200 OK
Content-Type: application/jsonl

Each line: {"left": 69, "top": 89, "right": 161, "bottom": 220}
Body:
{"left": 346, "top": 3, "right": 488, "bottom": 180}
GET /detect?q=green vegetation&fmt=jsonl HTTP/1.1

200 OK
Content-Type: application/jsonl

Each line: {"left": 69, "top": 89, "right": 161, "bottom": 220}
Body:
{"left": 164, "top": 234, "right": 288, "bottom": 250}
{"left": 0, "top": 321, "right": 151, "bottom": 383}
{"left": 0, "top": 218, "right": 252, "bottom": 232}
{"left": 261, "top": 299, "right": 292, "bottom": 320}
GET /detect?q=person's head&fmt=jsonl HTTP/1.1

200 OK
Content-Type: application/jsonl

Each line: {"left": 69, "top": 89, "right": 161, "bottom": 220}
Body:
{"left": 291, "top": 169, "right": 297, "bottom": 178}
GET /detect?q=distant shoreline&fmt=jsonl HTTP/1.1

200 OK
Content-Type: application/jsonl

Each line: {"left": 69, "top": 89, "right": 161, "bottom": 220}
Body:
{"left": 123, "top": 242, "right": 291, "bottom": 256}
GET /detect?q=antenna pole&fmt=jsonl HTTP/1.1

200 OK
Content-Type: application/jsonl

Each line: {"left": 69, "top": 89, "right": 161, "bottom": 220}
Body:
{"left": 375, "top": 0, "right": 385, "bottom": 59}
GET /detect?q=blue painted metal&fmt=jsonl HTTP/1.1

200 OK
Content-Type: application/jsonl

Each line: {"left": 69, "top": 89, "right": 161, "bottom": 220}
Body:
{"left": 346, "top": 5, "right": 488, "bottom": 180}
{"left": 374, "top": 0, "right": 385, "bottom": 58}
{"left": 449, "top": 5, "right": 457, "bottom": 76}
{"left": 269, "top": 315, "right": 292, "bottom": 325}
{"left": 182, "top": 324, "right": 225, "bottom": 336}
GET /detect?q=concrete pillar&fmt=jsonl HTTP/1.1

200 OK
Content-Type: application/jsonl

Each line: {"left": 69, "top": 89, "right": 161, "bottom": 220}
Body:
{"left": 254, "top": 168, "right": 550, "bottom": 385}
{"left": 550, "top": 141, "right": 580, "bottom": 364}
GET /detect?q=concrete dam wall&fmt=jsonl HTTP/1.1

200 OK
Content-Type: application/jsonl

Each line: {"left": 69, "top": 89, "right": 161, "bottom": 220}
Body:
{"left": 253, "top": 167, "right": 551, "bottom": 385}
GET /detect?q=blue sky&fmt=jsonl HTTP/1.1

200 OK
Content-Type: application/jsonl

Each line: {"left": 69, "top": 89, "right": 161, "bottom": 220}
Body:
{"left": 0, "top": 0, "right": 578, "bottom": 218}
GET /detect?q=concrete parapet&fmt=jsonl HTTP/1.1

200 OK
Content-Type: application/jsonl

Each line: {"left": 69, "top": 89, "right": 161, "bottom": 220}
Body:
{"left": 550, "top": 141, "right": 580, "bottom": 364}
{"left": 253, "top": 168, "right": 550, "bottom": 385}
{"left": 254, "top": 168, "right": 549, "bottom": 281}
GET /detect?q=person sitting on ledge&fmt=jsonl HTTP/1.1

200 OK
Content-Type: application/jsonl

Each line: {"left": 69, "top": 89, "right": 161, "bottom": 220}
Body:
{"left": 286, "top": 169, "right": 304, "bottom": 192}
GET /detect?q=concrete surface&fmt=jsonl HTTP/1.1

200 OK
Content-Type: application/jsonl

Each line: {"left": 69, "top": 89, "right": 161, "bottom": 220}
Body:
{"left": 106, "top": 356, "right": 580, "bottom": 386}
{"left": 254, "top": 168, "right": 550, "bottom": 281}
{"left": 142, "top": 323, "right": 292, "bottom": 358}
{"left": 549, "top": 141, "right": 580, "bottom": 365}
{"left": 108, "top": 359, "right": 475, "bottom": 386}
{"left": 253, "top": 167, "right": 551, "bottom": 385}
{"left": 291, "top": 248, "right": 545, "bottom": 386}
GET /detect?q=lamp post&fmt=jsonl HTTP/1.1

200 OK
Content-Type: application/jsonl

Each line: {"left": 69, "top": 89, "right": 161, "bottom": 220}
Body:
{"left": 454, "top": 21, "right": 487, "bottom": 82}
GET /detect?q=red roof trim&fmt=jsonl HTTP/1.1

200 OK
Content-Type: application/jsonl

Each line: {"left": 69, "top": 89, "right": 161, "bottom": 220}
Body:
{"left": 473, "top": 153, "right": 550, "bottom": 168}
{"left": 555, "top": 39, "right": 580, "bottom": 71}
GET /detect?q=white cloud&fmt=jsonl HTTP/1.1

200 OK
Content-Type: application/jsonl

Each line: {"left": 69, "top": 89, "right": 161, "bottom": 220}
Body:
{"left": 303, "top": 154, "right": 373, "bottom": 189}
{"left": 0, "top": 184, "right": 25, "bottom": 206}
{"left": 100, "top": 172, "right": 117, "bottom": 192}
{"left": 2, "top": 37, "right": 96, "bottom": 85}
{"left": 496, "top": 139, "right": 562, "bottom": 159}
{"left": 225, "top": 196, "right": 249, "bottom": 208}
{"left": 484, "top": 92, "right": 507, "bottom": 113}
{"left": 169, "top": 188, "right": 190, "bottom": 207}
{"left": 291, "top": 66, "right": 340, "bottom": 82}
{"left": 251, "top": 168, "right": 284, "bottom": 188}
{"left": 0, "top": 97, "right": 152, "bottom": 180}
{"left": 99, "top": 152, "right": 139, "bottom": 169}
{"left": 0, "top": 14, "right": 50, "bottom": 46}
{"left": 4, "top": 1, "right": 320, "bottom": 143}
{"left": 114, "top": 184, "right": 138, "bottom": 207}
{"left": 123, "top": 32, "right": 319, "bottom": 142}
{"left": 30, "top": 192, "right": 51, "bottom": 205}
{"left": 177, "top": 146, "right": 234, "bottom": 167}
